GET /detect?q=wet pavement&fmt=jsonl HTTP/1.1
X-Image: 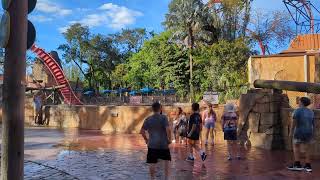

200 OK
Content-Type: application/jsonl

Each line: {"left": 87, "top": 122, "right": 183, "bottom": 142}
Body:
{"left": 0, "top": 127, "right": 320, "bottom": 180}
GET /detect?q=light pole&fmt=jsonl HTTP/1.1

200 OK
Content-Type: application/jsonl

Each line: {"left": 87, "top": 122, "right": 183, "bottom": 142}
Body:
{"left": 1, "top": 0, "right": 28, "bottom": 179}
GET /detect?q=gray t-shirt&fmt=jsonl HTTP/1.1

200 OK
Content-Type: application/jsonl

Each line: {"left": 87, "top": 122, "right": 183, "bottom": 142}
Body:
{"left": 293, "top": 107, "right": 314, "bottom": 140}
{"left": 142, "top": 113, "right": 169, "bottom": 149}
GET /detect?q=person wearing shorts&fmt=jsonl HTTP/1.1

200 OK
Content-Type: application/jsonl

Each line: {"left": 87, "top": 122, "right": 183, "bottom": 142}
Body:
{"left": 186, "top": 103, "right": 207, "bottom": 162}
{"left": 202, "top": 103, "right": 217, "bottom": 145}
{"left": 287, "top": 97, "right": 314, "bottom": 173}
{"left": 222, "top": 103, "right": 240, "bottom": 160}
{"left": 140, "top": 102, "right": 172, "bottom": 179}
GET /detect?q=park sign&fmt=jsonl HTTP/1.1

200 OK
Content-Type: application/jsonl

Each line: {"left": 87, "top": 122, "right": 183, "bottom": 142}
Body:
{"left": 203, "top": 91, "right": 219, "bottom": 105}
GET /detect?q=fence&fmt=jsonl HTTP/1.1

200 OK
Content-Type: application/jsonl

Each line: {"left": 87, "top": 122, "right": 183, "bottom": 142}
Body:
{"left": 81, "top": 94, "right": 190, "bottom": 105}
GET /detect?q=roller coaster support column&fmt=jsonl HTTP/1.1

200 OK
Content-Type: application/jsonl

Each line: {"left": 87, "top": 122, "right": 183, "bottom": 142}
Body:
{"left": 1, "top": 0, "right": 28, "bottom": 180}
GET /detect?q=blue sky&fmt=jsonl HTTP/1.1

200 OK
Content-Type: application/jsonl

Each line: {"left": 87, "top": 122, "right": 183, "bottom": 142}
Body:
{"left": 28, "top": 0, "right": 291, "bottom": 52}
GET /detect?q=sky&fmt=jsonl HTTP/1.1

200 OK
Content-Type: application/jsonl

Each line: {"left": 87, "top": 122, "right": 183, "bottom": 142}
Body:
{"left": 26, "top": 0, "right": 289, "bottom": 52}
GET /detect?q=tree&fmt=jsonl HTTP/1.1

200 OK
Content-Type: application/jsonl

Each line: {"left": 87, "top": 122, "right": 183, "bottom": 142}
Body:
{"left": 59, "top": 24, "right": 121, "bottom": 91}
{"left": 193, "top": 39, "right": 251, "bottom": 102}
{"left": 58, "top": 23, "right": 90, "bottom": 86}
{"left": 125, "top": 31, "right": 189, "bottom": 94}
{"left": 208, "top": 0, "right": 252, "bottom": 41}
{"left": 164, "top": 0, "right": 211, "bottom": 101}
{"left": 111, "top": 64, "right": 128, "bottom": 89}
{"left": 249, "top": 10, "right": 295, "bottom": 54}
{"left": 112, "top": 28, "right": 154, "bottom": 63}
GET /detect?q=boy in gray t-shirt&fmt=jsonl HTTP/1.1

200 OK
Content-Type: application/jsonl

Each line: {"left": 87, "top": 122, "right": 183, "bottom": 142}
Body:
{"left": 140, "top": 102, "right": 172, "bottom": 179}
{"left": 287, "top": 97, "right": 314, "bottom": 173}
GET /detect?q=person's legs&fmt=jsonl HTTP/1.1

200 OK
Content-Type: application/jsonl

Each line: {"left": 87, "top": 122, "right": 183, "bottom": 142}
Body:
{"left": 301, "top": 143, "right": 311, "bottom": 164}
{"left": 164, "top": 160, "right": 169, "bottom": 179}
{"left": 227, "top": 140, "right": 232, "bottom": 159}
{"left": 194, "top": 140, "right": 207, "bottom": 161}
{"left": 293, "top": 143, "right": 301, "bottom": 162}
{"left": 205, "top": 126, "right": 210, "bottom": 145}
{"left": 149, "top": 164, "right": 156, "bottom": 179}
{"left": 187, "top": 140, "right": 194, "bottom": 159}
{"left": 209, "top": 127, "right": 214, "bottom": 145}
{"left": 288, "top": 142, "right": 304, "bottom": 171}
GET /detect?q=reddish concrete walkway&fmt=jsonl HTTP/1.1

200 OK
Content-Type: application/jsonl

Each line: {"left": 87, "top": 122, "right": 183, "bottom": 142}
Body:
{"left": 1, "top": 128, "right": 319, "bottom": 179}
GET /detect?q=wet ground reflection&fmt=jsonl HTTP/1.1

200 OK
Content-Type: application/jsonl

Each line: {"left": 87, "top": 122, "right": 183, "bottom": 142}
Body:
{"left": 1, "top": 127, "right": 319, "bottom": 179}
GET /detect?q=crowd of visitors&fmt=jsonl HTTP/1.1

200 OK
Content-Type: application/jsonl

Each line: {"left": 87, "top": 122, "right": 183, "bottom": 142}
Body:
{"left": 141, "top": 96, "right": 315, "bottom": 179}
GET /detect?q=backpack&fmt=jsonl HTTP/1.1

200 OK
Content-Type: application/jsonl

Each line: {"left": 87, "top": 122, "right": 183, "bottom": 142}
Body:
{"left": 178, "top": 120, "right": 187, "bottom": 136}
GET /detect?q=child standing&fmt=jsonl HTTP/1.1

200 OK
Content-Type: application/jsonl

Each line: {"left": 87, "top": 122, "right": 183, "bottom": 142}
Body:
{"left": 222, "top": 103, "right": 240, "bottom": 160}
{"left": 287, "top": 97, "right": 314, "bottom": 172}
{"left": 186, "top": 103, "right": 207, "bottom": 162}
{"left": 202, "top": 103, "right": 217, "bottom": 145}
{"left": 177, "top": 112, "right": 188, "bottom": 144}
{"left": 172, "top": 107, "right": 183, "bottom": 143}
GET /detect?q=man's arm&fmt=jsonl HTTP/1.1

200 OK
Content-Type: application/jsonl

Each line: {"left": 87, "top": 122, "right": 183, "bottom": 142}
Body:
{"left": 140, "top": 127, "right": 148, "bottom": 144}
{"left": 140, "top": 120, "right": 148, "bottom": 144}
{"left": 188, "top": 124, "right": 196, "bottom": 137}
{"left": 289, "top": 117, "right": 296, "bottom": 137}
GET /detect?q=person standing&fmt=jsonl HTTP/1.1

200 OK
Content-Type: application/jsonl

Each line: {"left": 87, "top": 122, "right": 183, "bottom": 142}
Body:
{"left": 177, "top": 112, "right": 188, "bottom": 144}
{"left": 172, "top": 107, "right": 183, "bottom": 143}
{"left": 222, "top": 103, "right": 240, "bottom": 160}
{"left": 140, "top": 102, "right": 172, "bottom": 179}
{"left": 186, "top": 103, "right": 207, "bottom": 162}
{"left": 33, "top": 91, "right": 43, "bottom": 125}
{"left": 202, "top": 103, "right": 217, "bottom": 146}
{"left": 287, "top": 97, "right": 314, "bottom": 172}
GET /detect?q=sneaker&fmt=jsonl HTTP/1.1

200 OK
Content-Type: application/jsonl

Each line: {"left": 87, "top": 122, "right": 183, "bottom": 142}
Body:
{"left": 236, "top": 155, "right": 241, "bottom": 160}
{"left": 201, "top": 153, "right": 207, "bottom": 161}
{"left": 287, "top": 163, "right": 304, "bottom": 171}
{"left": 304, "top": 164, "right": 312, "bottom": 173}
{"left": 227, "top": 156, "right": 232, "bottom": 161}
{"left": 205, "top": 140, "right": 208, "bottom": 146}
{"left": 186, "top": 156, "right": 195, "bottom": 162}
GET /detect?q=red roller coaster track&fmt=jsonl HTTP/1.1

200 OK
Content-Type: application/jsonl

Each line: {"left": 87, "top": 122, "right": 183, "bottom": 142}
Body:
{"left": 31, "top": 44, "right": 83, "bottom": 105}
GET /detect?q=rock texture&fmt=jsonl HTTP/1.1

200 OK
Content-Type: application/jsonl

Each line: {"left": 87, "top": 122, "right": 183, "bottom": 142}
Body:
{"left": 238, "top": 89, "right": 289, "bottom": 150}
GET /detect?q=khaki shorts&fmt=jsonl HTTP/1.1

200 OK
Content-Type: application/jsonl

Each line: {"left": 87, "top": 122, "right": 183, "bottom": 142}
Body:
{"left": 293, "top": 138, "right": 313, "bottom": 144}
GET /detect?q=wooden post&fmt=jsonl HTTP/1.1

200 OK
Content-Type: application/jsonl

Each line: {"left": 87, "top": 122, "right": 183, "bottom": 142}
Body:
{"left": 254, "top": 79, "right": 320, "bottom": 94}
{"left": 1, "top": 1, "right": 28, "bottom": 180}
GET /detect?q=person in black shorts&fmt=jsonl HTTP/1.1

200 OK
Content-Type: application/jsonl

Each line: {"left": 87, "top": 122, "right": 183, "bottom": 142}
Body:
{"left": 140, "top": 102, "right": 172, "bottom": 179}
{"left": 186, "top": 103, "right": 207, "bottom": 162}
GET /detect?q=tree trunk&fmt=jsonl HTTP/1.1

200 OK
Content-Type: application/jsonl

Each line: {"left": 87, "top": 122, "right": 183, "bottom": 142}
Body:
{"left": 1, "top": 1, "right": 27, "bottom": 180}
{"left": 188, "top": 27, "right": 195, "bottom": 102}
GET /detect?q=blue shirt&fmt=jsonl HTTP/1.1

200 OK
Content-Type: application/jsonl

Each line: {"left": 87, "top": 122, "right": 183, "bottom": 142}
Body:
{"left": 292, "top": 107, "right": 314, "bottom": 139}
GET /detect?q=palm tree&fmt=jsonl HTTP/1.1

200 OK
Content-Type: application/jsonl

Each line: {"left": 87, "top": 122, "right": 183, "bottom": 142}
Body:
{"left": 164, "top": 0, "right": 210, "bottom": 102}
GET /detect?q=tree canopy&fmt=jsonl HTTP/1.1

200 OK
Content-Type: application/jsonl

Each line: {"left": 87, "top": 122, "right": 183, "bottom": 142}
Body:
{"left": 57, "top": 0, "right": 295, "bottom": 102}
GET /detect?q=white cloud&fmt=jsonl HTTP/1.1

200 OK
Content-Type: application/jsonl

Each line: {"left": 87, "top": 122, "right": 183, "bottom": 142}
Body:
{"left": 36, "top": 0, "right": 72, "bottom": 16}
{"left": 57, "top": 3, "right": 143, "bottom": 33}
{"left": 58, "top": 26, "right": 69, "bottom": 33}
{"left": 29, "top": 15, "right": 53, "bottom": 22}
{"left": 100, "top": 3, "right": 143, "bottom": 29}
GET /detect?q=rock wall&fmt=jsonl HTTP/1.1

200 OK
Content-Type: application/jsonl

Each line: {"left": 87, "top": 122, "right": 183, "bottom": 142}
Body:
{"left": 1, "top": 102, "right": 226, "bottom": 134}
{"left": 238, "top": 89, "right": 290, "bottom": 150}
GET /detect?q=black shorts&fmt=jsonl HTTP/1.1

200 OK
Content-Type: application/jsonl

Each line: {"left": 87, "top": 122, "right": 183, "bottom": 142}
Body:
{"left": 187, "top": 132, "right": 200, "bottom": 140}
{"left": 147, "top": 148, "right": 171, "bottom": 164}
{"left": 224, "top": 130, "right": 237, "bottom": 141}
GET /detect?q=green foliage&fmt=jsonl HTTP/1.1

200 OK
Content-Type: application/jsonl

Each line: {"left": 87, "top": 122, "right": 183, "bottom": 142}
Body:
{"left": 193, "top": 38, "right": 251, "bottom": 102}
{"left": 125, "top": 31, "right": 189, "bottom": 95}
